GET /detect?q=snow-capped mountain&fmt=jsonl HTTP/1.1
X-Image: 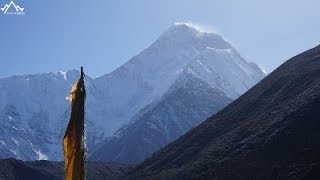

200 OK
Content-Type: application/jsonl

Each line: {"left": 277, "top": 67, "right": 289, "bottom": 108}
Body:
{"left": 91, "top": 23, "right": 264, "bottom": 135}
{"left": 89, "top": 24, "right": 265, "bottom": 164}
{"left": 0, "top": 23, "right": 265, "bottom": 161}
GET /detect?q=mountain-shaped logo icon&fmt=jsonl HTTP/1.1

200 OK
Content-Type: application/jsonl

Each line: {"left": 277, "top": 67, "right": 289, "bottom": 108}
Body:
{"left": 1, "top": 1, "right": 25, "bottom": 15}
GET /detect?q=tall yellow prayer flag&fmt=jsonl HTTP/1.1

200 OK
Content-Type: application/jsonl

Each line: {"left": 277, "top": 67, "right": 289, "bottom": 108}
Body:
{"left": 63, "top": 67, "right": 86, "bottom": 180}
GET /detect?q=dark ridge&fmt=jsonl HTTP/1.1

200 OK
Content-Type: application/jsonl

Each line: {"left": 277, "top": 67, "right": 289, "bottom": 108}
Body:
{"left": 0, "top": 158, "right": 132, "bottom": 180}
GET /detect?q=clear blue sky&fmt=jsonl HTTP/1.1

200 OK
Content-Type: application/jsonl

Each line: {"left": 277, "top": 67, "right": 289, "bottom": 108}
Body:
{"left": 1, "top": 0, "right": 319, "bottom": 78}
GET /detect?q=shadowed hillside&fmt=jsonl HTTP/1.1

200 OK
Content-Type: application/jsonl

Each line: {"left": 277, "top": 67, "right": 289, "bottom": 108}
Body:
{"left": 0, "top": 159, "right": 132, "bottom": 180}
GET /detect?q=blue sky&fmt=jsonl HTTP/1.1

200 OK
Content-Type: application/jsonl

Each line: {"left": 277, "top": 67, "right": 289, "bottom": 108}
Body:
{"left": 0, "top": 0, "right": 319, "bottom": 78}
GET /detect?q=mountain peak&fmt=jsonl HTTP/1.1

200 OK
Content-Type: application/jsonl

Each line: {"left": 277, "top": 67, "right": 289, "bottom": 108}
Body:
{"left": 171, "top": 22, "right": 201, "bottom": 33}
{"left": 149, "top": 23, "right": 232, "bottom": 58}
{"left": 164, "top": 22, "right": 222, "bottom": 38}
{"left": 172, "top": 22, "right": 212, "bottom": 34}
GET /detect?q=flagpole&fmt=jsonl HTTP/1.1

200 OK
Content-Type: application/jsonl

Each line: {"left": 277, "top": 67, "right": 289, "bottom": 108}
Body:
{"left": 63, "top": 66, "right": 86, "bottom": 180}
{"left": 81, "top": 66, "right": 84, "bottom": 77}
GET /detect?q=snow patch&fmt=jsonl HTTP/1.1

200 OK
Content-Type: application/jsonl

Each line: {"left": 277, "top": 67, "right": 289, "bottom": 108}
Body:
{"left": 59, "top": 71, "right": 67, "bottom": 80}
{"left": 0, "top": 140, "right": 6, "bottom": 146}
{"left": 32, "top": 148, "right": 48, "bottom": 160}
{"left": 258, "top": 64, "right": 269, "bottom": 74}
{"left": 186, "top": 68, "right": 200, "bottom": 78}
{"left": 197, "top": 59, "right": 212, "bottom": 73}
{"left": 10, "top": 150, "right": 17, "bottom": 155}
{"left": 11, "top": 138, "right": 19, "bottom": 145}
{"left": 146, "top": 122, "right": 157, "bottom": 130}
